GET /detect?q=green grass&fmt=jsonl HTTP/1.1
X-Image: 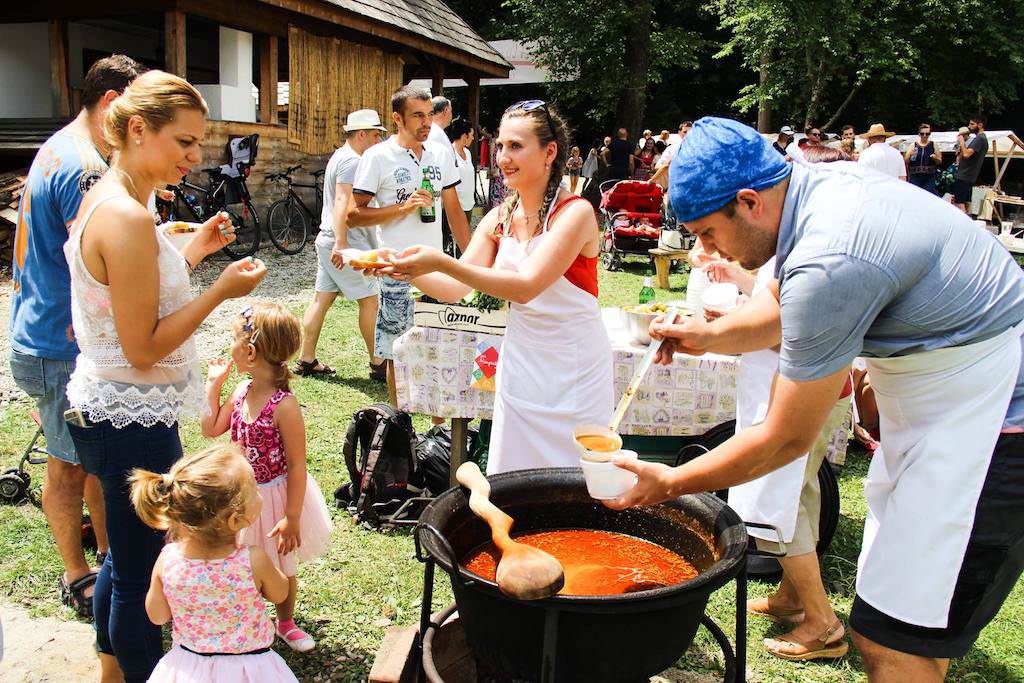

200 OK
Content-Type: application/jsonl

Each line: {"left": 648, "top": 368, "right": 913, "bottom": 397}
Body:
{"left": 1, "top": 252, "right": 1022, "bottom": 681}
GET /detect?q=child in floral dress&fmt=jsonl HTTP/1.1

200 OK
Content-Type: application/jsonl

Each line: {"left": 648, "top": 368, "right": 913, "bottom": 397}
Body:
{"left": 132, "top": 444, "right": 299, "bottom": 682}
{"left": 202, "top": 302, "right": 333, "bottom": 652}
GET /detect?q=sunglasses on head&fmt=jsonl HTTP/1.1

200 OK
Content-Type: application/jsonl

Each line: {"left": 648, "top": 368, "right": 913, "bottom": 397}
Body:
{"left": 505, "top": 99, "right": 556, "bottom": 139}
{"left": 240, "top": 306, "right": 260, "bottom": 345}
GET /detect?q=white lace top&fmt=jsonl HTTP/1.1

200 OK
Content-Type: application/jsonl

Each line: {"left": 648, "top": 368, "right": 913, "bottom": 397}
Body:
{"left": 64, "top": 195, "right": 206, "bottom": 428}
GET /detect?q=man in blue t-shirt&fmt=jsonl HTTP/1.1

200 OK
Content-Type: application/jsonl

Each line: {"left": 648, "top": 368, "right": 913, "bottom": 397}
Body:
{"left": 611, "top": 117, "right": 1024, "bottom": 680}
{"left": 8, "top": 55, "right": 141, "bottom": 628}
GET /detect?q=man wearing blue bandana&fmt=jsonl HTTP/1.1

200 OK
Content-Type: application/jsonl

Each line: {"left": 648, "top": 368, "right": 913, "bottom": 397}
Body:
{"left": 607, "top": 116, "right": 1024, "bottom": 681}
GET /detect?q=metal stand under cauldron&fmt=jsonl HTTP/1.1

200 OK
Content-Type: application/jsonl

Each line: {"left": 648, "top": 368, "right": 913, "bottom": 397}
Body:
{"left": 411, "top": 468, "right": 784, "bottom": 683}
{"left": 415, "top": 558, "right": 754, "bottom": 683}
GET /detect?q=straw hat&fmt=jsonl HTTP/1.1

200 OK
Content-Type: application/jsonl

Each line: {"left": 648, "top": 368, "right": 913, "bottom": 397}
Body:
{"left": 860, "top": 123, "right": 895, "bottom": 139}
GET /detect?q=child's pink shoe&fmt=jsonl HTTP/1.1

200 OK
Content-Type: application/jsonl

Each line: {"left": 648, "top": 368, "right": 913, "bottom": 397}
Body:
{"left": 277, "top": 620, "right": 315, "bottom": 653}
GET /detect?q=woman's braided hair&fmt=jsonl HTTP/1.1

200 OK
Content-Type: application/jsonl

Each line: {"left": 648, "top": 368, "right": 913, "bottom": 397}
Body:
{"left": 495, "top": 103, "right": 571, "bottom": 238}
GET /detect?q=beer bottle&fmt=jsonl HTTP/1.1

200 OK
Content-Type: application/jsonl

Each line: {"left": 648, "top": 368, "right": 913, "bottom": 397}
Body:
{"left": 420, "top": 167, "right": 436, "bottom": 223}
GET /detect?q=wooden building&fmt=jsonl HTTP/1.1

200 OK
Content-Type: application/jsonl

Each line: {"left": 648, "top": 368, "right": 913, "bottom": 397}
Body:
{"left": 0, "top": 1, "right": 510, "bottom": 212}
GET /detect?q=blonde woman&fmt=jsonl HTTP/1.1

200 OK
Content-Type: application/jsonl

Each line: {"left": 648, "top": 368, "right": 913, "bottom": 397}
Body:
{"left": 64, "top": 70, "right": 266, "bottom": 682}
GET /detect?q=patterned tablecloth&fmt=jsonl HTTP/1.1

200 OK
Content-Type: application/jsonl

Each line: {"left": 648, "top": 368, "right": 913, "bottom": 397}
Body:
{"left": 393, "top": 308, "right": 741, "bottom": 436}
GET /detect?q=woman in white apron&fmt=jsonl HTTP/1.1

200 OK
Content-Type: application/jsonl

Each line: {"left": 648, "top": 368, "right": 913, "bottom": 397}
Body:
{"left": 710, "top": 257, "right": 851, "bottom": 660}
{"left": 376, "top": 100, "right": 612, "bottom": 473}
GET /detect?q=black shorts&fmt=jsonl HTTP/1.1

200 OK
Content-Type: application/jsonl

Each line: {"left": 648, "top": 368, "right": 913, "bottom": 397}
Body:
{"left": 952, "top": 178, "right": 975, "bottom": 204}
{"left": 850, "top": 432, "right": 1024, "bottom": 658}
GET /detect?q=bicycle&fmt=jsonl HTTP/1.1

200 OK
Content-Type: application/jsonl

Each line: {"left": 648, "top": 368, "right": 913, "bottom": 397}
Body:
{"left": 265, "top": 165, "right": 324, "bottom": 255}
{"left": 156, "top": 166, "right": 261, "bottom": 259}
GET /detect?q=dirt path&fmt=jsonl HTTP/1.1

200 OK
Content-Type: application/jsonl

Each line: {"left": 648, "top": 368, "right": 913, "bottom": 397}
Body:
{"left": 0, "top": 601, "right": 99, "bottom": 682}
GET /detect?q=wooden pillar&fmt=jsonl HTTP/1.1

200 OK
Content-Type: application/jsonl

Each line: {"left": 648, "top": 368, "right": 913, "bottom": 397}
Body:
{"left": 467, "top": 73, "right": 480, "bottom": 130}
{"left": 430, "top": 61, "right": 445, "bottom": 98}
{"left": 164, "top": 10, "right": 187, "bottom": 77}
{"left": 48, "top": 19, "right": 71, "bottom": 117}
{"left": 258, "top": 34, "right": 278, "bottom": 125}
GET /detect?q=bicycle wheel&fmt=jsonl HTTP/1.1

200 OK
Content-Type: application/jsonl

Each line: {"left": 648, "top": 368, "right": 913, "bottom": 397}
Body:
{"left": 267, "top": 198, "right": 309, "bottom": 255}
{"left": 221, "top": 202, "right": 260, "bottom": 259}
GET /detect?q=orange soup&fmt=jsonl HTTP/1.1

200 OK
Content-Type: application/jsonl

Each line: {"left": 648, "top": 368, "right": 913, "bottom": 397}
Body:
{"left": 576, "top": 434, "right": 620, "bottom": 452}
{"left": 463, "top": 529, "right": 698, "bottom": 596}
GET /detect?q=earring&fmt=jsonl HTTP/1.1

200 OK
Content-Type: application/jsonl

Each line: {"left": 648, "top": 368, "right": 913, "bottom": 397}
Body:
{"left": 136, "top": 139, "right": 142, "bottom": 145}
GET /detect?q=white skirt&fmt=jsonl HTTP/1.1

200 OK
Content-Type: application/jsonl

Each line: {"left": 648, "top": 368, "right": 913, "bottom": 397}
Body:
{"left": 148, "top": 644, "right": 299, "bottom": 682}
{"left": 240, "top": 472, "right": 333, "bottom": 576}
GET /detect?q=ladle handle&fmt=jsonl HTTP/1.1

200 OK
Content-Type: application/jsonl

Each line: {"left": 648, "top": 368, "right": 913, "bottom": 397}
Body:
{"left": 455, "top": 462, "right": 514, "bottom": 551}
{"left": 609, "top": 307, "right": 679, "bottom": 432}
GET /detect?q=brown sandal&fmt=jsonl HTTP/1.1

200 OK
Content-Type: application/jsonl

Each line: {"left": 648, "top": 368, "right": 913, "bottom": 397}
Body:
{"left": 764, "top": 621, "right": 849, "bottom": 661}
{"left": 746, "top": 597, "right": 805, "bottom": 624}
{"left": 293, "top": 358, "right": 335, "bottom": 377}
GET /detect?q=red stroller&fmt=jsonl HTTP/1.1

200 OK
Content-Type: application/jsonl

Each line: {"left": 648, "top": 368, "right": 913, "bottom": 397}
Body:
{"left": 598, "top": 180, "right": 663, "bottom": 271}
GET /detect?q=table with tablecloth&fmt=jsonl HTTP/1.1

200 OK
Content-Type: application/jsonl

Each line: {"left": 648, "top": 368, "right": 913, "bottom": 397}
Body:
{"left": 393, "top": 308, "right": 848, "bottom": 485}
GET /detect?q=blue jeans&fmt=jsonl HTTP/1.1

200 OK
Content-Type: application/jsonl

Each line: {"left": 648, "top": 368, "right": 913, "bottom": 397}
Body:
{"left": 68, "top": 417, "right": 182, "bottom": 683}
{"left": 9, "top": 350, "right": 78, "bottom": 464}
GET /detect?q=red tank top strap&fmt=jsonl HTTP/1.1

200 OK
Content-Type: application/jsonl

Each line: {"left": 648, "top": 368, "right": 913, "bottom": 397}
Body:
{"left": 547, "top": 194, "right": 599, "bottom": 298}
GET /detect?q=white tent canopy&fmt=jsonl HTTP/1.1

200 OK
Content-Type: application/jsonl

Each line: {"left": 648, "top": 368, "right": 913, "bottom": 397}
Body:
{"left": 888, "top": 130, "right": 1024, "bottom": 157}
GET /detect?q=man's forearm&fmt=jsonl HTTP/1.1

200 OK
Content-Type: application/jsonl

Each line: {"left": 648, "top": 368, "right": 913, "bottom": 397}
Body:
{"left": 349, "top": 198, "right": 407, "bottom": 227}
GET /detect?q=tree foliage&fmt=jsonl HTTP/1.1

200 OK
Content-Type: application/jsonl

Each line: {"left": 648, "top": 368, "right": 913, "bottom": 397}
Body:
{"left": 502, "top": 0, "right": 706, "bottom": 134}
{"left": 709, "top": 0, "right": 1024, "bottom": 129}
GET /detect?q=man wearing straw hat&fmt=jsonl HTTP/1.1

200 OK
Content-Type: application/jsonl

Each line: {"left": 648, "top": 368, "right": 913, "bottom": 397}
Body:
{"left": 858, "top": 123, "right": 907, "bottom": 180}
{"left": 296, "top": 108, "right": 388, "bottom": 380}
{"left": 609, "top": 116, "right": 1024, "bottom": 681}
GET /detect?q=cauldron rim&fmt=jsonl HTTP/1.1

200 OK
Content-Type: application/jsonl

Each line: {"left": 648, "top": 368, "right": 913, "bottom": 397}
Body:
{"left": 417, "top": 467, "right": 747, "bottom": 605}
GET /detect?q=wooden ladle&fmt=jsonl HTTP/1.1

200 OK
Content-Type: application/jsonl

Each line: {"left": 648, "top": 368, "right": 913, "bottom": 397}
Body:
{"left": 455, "top": 462, "right": 565, "bottom": 600}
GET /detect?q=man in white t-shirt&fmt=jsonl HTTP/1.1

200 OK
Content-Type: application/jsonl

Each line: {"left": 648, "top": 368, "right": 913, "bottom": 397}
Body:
{"left": 296, "top": 109, "right": 387, "bottom": 381}
{"left": 858, "top": 123, "right": 907, "bottom": 180}
{"left": 349, "top": 86, "right": 467, "bottom": 404}
{"left": 649, "top": 120, "right": 692, "bottom": 188}
{"left": 428, "top": 96, "right": 462, "bottom": 256}
{"left": 449, "top": 117, "right": 477, "bottom": 225}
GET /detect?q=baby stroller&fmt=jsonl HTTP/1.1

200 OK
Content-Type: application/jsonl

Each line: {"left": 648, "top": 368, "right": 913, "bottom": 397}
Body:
{"left": 598, "top": 180, "right": 663, "bottom": 271}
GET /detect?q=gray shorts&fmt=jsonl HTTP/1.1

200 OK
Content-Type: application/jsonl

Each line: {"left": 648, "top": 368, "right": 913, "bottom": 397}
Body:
{"left": 374, "top": 277, "right": 414, "bottom": 360}
{"left": 9, "top": 349, "right": 79, "bottom": 465}
{"left": 314, "top": 240, "right": 378, "bottom": 300}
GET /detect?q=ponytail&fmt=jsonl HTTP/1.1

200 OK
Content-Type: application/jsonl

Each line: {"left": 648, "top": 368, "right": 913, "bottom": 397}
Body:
{"left": 129, "top": 469, "right": 173, "bottom": 531}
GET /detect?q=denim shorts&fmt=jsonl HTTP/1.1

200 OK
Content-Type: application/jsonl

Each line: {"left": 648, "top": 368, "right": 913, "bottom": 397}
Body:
{"left": 374, "top": 277, "right": 414, "bottom": 360}
{"left": 9, "top": 349, "right": 78, "bottom": 464}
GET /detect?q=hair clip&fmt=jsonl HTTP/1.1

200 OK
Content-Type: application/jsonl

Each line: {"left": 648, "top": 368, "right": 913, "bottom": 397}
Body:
{"left": 240, "top": 306, "right": 260, "bottom": 345}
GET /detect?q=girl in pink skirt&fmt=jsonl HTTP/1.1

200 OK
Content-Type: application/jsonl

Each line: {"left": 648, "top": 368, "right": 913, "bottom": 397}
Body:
{"left": 131, "top": 444, "right": 299, "bottom": 682}
{"left": 202, "top": 302, "right": 333, "bottom": 653}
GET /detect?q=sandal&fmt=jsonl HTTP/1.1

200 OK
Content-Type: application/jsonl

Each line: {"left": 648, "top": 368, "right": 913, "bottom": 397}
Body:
{"left": 277, "top": 624, "right": 316, "bottom": 653}
{"left": 764, "top": 621, "right": 849, "bottom": 661}
{"left": 293, "top": 359, "right": 336, "bottom": 377}
{"left": 747, "top": 597, "right": 805, "bottom": 624}
{"left": 369, "top": 360, "right": 386, "bottom": 382}
{"left": 60, "top": 571, "right": 98, "bottom": 619}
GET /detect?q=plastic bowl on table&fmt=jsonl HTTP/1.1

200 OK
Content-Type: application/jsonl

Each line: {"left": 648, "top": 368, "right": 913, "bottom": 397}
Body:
{"left": 161, "top": 222, "right": 195, "bottom": 253}
{"left": 700, "top": 283, "right": 740, "bottom": 316}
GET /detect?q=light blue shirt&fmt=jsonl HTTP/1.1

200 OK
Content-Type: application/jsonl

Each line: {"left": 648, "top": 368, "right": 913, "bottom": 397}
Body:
{"left": 774, "top": 162, "right": 1024, "bottom": 428}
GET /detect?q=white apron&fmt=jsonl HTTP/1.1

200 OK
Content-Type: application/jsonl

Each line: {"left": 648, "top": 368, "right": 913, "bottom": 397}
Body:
{"left": 487, "top": 200, "right": 613, "bottom": 474}
{"left": 723, "top": 259, "right": 808, "bottom": 543}
{"left": 857, "top": 322, "right": 1023, "bottom": 627}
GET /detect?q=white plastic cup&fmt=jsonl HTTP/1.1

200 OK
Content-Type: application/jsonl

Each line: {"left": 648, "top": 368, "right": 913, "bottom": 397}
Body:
{"left": 701, "top": 282, "right": 740, "bottom": 315}
{"left": 580, "top": 449, "right": 638, "bottom": 500}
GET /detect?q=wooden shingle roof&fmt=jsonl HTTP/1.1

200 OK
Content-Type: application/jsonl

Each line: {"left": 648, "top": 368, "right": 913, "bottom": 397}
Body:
{"left": 320, "top": 0, "right": 509, "bottom": 72}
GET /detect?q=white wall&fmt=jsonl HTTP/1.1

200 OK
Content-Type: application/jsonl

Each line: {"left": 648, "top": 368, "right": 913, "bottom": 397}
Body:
{"left": 0, "top": 23, "right": 54, "bottom": 117}
{"left": 196, "top": 27, "right": 256, "bottom": 122}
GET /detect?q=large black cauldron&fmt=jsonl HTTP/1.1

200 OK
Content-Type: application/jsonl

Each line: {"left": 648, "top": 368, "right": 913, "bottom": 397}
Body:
{"left": 415, "top": 468, "right": 748, "bottom": 682}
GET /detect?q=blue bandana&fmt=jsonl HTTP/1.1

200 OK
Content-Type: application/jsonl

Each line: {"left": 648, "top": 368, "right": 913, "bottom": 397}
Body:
{"left": 669, "top": 116, "right": 792, "bottom": 223}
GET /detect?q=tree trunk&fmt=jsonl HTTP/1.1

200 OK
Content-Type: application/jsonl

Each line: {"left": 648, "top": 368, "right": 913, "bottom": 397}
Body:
{"left": 615, "top": 0, "right": 653, "bottom": 138}
{"left": 822, "top": 80, "right": 865, "bottom": 132}
{"left": 757, "top": 51, "right": 772, "bottom": 133}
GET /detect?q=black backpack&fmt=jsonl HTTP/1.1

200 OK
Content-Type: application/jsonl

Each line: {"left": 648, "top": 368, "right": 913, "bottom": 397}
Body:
{"left": 335, "top": 404, "right": 425, "bottom": 527}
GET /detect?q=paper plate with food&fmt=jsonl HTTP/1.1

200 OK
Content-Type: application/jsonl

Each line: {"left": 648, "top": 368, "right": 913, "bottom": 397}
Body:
{"left": 343, "top": 249, "right": 392, "bottom": 271}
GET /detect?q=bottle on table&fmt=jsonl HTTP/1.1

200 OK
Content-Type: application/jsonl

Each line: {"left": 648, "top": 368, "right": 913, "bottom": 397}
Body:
{"left": 420, "top": 168, "right": 436, "bottom": 223}
{"left": 639, "top": 276, "right": 655, "bottom": 304}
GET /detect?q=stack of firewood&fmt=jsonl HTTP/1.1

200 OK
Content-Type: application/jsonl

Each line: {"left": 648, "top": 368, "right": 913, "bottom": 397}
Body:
{"left": 0, "top": 170, "right": 27, "bottom": 271}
